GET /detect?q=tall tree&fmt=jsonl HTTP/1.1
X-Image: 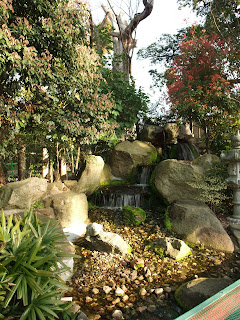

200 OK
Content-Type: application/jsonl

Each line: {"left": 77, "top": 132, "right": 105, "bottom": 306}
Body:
{"left": 0, "top": 0, "right": 149, "bottom": 179}
{"left": 100, "top": 0, "right": 154, "bottom": 78}
{"left": 165, "top": 27, "right": 239, "bottom": 151}
{"left": 138, "top": 1, "right": 240, "bottom": 151}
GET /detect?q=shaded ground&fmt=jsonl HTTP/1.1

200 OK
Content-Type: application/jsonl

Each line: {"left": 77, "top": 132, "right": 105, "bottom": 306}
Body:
{"left": 69, "top": 208, "right": 240, "bottom": 320}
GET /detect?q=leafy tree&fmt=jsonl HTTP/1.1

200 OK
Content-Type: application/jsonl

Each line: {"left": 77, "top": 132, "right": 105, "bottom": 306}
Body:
{"left": 138, "top": 1, "right": 240, "bottom": 152}
{"left": 0, "top": 0, "right": 148, "bottom": 180}
{"left": 165, "top": 27, "right": 239, "bottom": 151}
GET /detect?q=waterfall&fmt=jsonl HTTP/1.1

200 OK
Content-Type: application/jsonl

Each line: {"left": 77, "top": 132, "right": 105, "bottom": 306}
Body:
{"left": 101, "top": 192, "right": 143, "bottom": 209}
{"left": 136, "top": 165, "right": 154, "bottom": 186}
{"left": 177, "top": 142, "right": 198, "bottom": 160}
{"left": 91, "top": 165, "right": 155, "bottom": 209}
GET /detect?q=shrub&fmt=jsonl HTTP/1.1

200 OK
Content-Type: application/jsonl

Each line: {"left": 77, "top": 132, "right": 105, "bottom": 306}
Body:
{"left": 0, "top": 210, "right": 77, "bottom": 320}
{"left": 188, "top": 163, "right": 231, "bottom": 213}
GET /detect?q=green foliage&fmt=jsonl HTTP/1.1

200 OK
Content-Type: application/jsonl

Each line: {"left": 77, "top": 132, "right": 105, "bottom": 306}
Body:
{"left": 123, "top": 206, "right": 146, "bottom": 226}
{"left": 188, "top": 163, "right": 230, "bottom": 213}
{"left": 0, "top": 0, "right": 149, "bottom": 174}
{"left": 0, "top": 209, "right": 76, "bottom": 319}
{"left": 101, "top": 68, "right": 149, "bottom": 139}
{"left": 32, "top": 201, "right": 44, "bottom": 209}
{"left": 139, "top": 1, "right": 240, "bottom": 152}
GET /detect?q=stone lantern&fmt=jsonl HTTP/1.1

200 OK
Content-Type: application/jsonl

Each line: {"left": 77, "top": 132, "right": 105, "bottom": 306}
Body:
{"left": 221, "top": 131, "right": 240, "bottom": 244}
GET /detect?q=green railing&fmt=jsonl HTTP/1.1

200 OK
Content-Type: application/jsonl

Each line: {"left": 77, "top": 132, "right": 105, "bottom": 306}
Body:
{"left": 174, "top": 279, "right": 240, "bottom": 320}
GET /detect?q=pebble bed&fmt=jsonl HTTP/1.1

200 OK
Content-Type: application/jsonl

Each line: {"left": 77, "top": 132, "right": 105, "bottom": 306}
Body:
{"left": 69, "top": 208, "right": 240, "bottom": 320}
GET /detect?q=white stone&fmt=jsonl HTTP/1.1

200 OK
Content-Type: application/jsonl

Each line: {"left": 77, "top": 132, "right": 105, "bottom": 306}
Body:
{"left": 155, "top": 288, "right": 164, "bottom": 295}
{"left": 112, "top": 309, "right": 124, "bottom": 320}
{"left": 86, "top": 223, "right": 103, "bottom": 237}
{"left": 115, "top": 287, "right": 125, "bottom": 296}
{"left": 103, "top": 286, "right": 112, "bottom": 294}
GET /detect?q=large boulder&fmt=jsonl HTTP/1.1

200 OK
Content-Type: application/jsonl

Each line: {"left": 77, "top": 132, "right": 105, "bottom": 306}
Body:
{"left": 168, "top": 200, "right": 234, "bottom": 252}
{"left": 100, "top": 163, "right": 114, "bottom": 185}
{"left": 0, "top": 177, "right": 48, "bottom": 210}
{"left": 192, "top": 153, "right": 220, "bottom": 172}
{"left": 140, "top": 124, "right": 164, "bottom": 143}
{"left": 152, "top": 159, "right": 204, "bottom": 203}
{"left": 164, "top": 123, "right": 179, "bottom": 144}
{"left": 73, "top": 156, "right": 104, "bottom": 195}
{"left": 175, "top": 277, "right": 233, "bottom": 310}
{"left": 110, "top": 140, "right": 157, "bottom": 179}
{"left": 44, "top": 191, "right": 88, "bottom": 232}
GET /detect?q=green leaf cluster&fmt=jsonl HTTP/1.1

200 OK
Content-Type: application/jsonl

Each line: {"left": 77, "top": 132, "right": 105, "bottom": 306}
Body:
{"left": 0, "top": 210, "right": 76, "bottom": 319}
{"left": 187, "top": 163, "right": 231, "bottom": 213}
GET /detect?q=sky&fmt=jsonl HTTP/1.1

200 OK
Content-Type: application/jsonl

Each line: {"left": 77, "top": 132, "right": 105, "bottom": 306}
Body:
{"left": 87, "top": 0, "right": 200, "bottom": 109}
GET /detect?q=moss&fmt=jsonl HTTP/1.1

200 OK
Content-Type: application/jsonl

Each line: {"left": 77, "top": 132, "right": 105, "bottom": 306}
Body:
{"left": 127, "top": 246, "right": 132, "bottom": 254}
{"left": 123, "top": 206, "right": 146, "bottom": 226}
{"left": 154, "top": 247, "right": 166, "bottom": 257}
{"left": 169, "top": 144, "right": 177, "bottom": 159}
{"left": 164, "top": 206, "right": 172, "bottom": 231}
{"left": 174, "top": 281, "right": 194, "bottom": 311}
{"left": 100, "top": 179, "right": 128, "bottom": 187}
{"left": 146, "top": 147, "right": 158, "bottom": 165}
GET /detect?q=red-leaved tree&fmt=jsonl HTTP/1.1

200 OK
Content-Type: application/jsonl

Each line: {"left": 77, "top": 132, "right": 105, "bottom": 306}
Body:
{"left": 166, "top": 26, "right": 240, "bottom": 152}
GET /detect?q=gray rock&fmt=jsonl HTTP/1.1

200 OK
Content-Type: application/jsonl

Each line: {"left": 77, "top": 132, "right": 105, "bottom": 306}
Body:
{"left": 100, "top": 163, "right": 114, "bottom": 185}
{"left": 152, "top": 159, "right": 204, "bottom": 203}
{"left": 63, "top": 180, "right": 78, "bottom": 190}
{"left": 86, "top": 223, "right": 103, "bottom": 236}
{"left": 151, "top": 237, "right": 192, "bottom": 260}
{"left": 175, "top": 277, "right": 233, "bottom": 310}
{"left": 44, "top": 191, "right": 88, "bottom": 231}
{"left": 110, "top": 140, "right": 157, "bottom": 179}
{"left": 78, "top": 231, "right": 131, "bottom": 255}
{"left": 0, "top": 177, "right": 48, "bottom": 210}
{"left": 73, "top": 155, "right": 104, "bottom": 195}
{"left": 77, "top": 311, "right": 90, "bottom": 320}
{"left": 164, "top": 123, "right": 179, "bottom": 144}
{"left": 115, "top": 287, "right": 125, "bottom": 296}
{"left": 155, "top": 288, "right": 164, "bottom": 295}
{"left": 169, "top": 200, "right": 234, "bottom": 253}
{"left": 192, "top": 154, "right": 220, "bottom": 172}
{"left": 112, "top": 309, "right": 124, "bottom": 320}
{"left": 140, "top": 124, "right": 164, "bottom": 142}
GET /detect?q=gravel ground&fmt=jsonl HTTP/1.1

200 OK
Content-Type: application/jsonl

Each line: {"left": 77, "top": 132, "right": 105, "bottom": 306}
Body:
{"left": 69, "top": 208, "right": 240, "bottom": 320}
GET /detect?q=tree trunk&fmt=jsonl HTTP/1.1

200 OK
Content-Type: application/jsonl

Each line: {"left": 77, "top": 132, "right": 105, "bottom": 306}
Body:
{"left": 102, "top": 0, "right": 154, "bottom": 79}
{"left": 18, "top": 145, "right": 26, "bottom": 181}
{"left": 0, "top": 161, "right": 5, "bottom": 185}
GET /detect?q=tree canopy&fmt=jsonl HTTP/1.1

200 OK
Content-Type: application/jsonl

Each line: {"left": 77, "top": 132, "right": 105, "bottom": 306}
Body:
{"left": 138, "top": 1, "right": 240, "bottom": 152}
{"left": 0, "top": 0, "right": 148, "bottom": 178}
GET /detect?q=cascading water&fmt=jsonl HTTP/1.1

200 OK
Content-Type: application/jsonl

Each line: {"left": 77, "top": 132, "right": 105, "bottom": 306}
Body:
{"left": 136, "top": 165, "right": 154, "bottom": 186}
{"left": 91, "top": 165, "right": 154, "bottom": 209}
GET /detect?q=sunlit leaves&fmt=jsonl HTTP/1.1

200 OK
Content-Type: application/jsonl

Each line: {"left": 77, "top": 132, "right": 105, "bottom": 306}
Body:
{"left": 165, "top": 26, "right": 239, "bottom": 151}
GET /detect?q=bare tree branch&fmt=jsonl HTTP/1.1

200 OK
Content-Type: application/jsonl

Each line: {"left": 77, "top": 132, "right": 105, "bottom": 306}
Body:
{"left": 125, "top": 0, "right": 154, "bottom": 36}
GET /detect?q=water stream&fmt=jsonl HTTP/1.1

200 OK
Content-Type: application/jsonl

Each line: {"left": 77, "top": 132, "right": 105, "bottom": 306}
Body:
{"left": 92, "top": 165, "right": 154, "bottom": 209}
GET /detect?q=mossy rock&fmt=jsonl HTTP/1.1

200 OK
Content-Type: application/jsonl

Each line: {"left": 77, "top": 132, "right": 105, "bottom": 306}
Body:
{"left": 123, "top": 206, "right": 146, "bottom": 226}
